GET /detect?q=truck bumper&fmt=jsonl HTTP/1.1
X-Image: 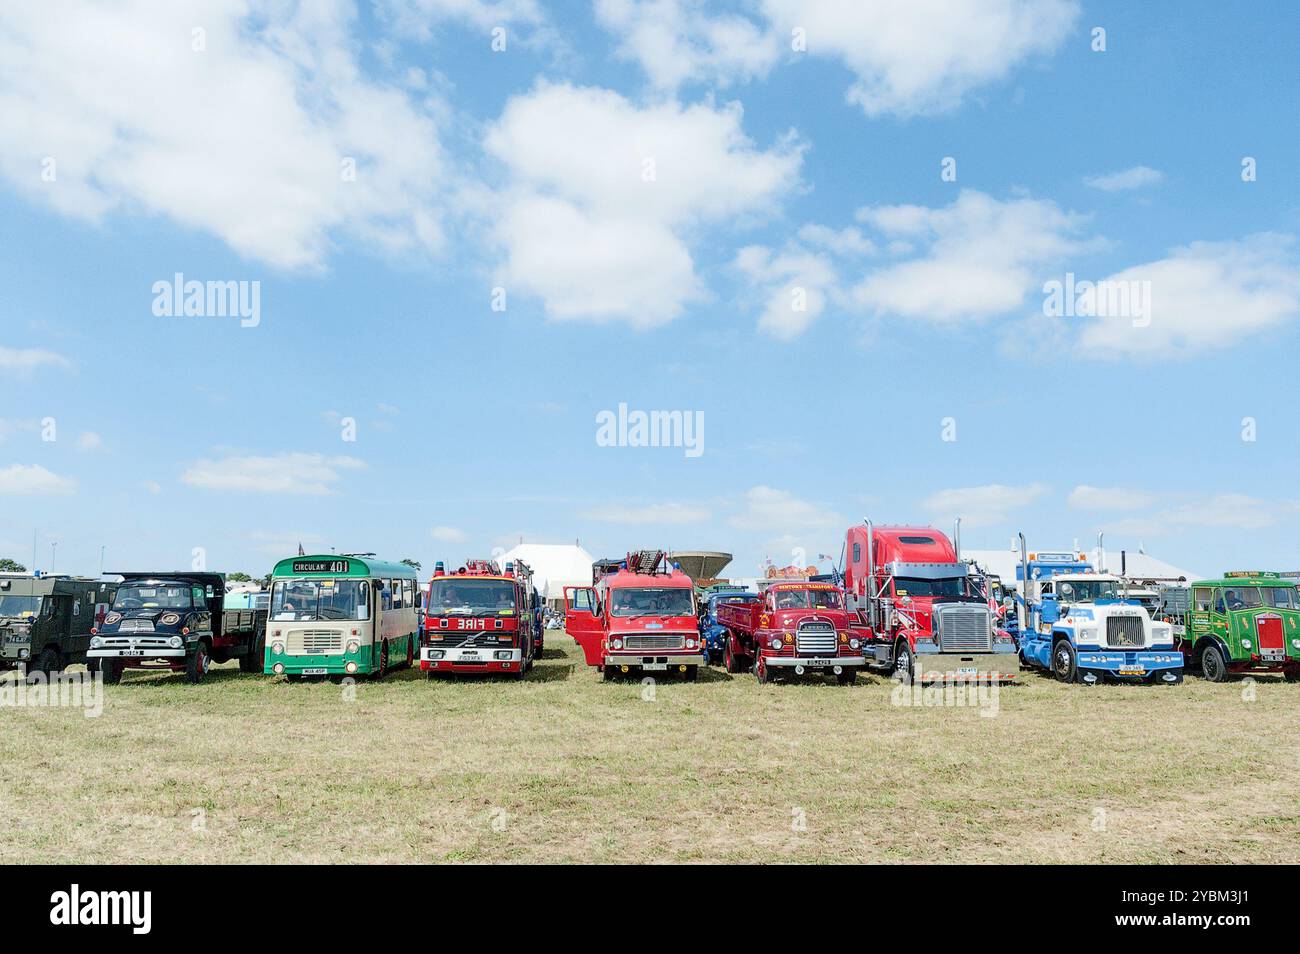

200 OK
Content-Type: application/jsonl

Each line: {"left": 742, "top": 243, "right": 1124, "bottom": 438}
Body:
{"left": 911, "top": 649, "right": 1020, "bottom": 682}
{"left": 1075, "top": 650, "right": 1183, "bottom": 683}
{"left": 765, "top": 655, "right": 865, "bottom": 670}
{"left": 602, "top": 653, "right": 705, "bottom": 670}
{"left": 421, "top": 646, "right": 523, "bottom": 673}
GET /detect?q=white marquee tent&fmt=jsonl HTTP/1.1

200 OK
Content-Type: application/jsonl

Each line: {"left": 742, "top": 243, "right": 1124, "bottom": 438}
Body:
{"left": 493, "top": 543, "right": 595, "bottom": 608}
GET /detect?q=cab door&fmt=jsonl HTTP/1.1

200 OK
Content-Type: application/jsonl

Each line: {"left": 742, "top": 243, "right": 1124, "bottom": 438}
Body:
{"left": 564, "top": 586, "right": 603, "bottom": 666}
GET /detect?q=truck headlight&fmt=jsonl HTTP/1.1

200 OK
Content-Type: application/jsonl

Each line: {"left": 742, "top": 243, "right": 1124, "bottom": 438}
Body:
{"left": 90, "top": 636, "right": 104, "bottom": 649}
{"left": 168, "top": 635, "right": 183, "bottom": 649}
{"left": 685, "top": 637, "right": 696, "bottom": 649}
{"left": 611, "top": 637, "right": 623, "bottom": 649}
{"left": 1292, "top": 639, "right": 1300, "bottom": 649}
{"left": 1241, "top": 639, "right": 1252, "bottom": 649}
{"left": 769, "top": 638, "right": 781, "bottom": 651}
{"left": 346, "top": 640, "right": 359, "bottom": 654}
{"left": 1079, "top": 627, "right": 1097, "bottom": 641}
{"left": 272, "top": 641, "right": 284, "bottom": 655}
{"left": 849, "top": 638, "right": 860, "bottom": 650}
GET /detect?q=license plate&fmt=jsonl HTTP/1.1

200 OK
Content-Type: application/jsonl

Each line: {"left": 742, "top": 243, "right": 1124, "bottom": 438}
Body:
{"left": 643, "top": 663, "right": 668, "bottom": 671}
{"left": 116, "top": 649, "right": 145, "bottom": 657}
{"left": 1119, "top": 667, "right": 1145, "bottom": 676}
{"left": 803, "top": 659, "right": 831, "bottom": 668}
{"left": 461, "top": 651, "right": 479, "bottom": 658}
{"left": 956, "top": 667, "right": 978, "bottom": 676}
{"left": 302, "top": 667, "right": 328, "bottom": 675}
{"left": 1262, "top": 651, "right": 1284, "bottom": 661}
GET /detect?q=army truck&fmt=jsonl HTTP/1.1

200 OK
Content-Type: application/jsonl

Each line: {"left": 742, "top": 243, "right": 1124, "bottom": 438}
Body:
{"left": 0, "top": 574, "right": 117, "bottom": 677}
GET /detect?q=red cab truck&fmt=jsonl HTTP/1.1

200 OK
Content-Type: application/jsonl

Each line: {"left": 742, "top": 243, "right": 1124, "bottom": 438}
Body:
{"left": 842, "top": 521, "right": 1018, "bottom": 682}
{"left": 715, "top": 576, "right": 864, "bottom": 684}
{"left": 420, "top": 558, "right": 540, "bottom": 679}
{"left": 565, "top": 550, "right": 704, "bottom": 681}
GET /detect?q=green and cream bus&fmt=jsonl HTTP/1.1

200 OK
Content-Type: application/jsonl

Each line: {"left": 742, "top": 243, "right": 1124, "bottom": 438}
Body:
{"left": 265, "top": 555, "right": 418, "bottom": 679}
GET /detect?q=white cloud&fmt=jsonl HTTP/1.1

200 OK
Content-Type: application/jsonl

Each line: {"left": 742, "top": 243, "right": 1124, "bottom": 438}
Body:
{"left": 1162, "top": 494, "right": 1299, "bottom": 531}
{"left": 760, "top": 0, "right": 1079, "bottom": 117}
{"left": 736, "top": 244, "right": 838, "bottom": 340}
{"left": 0, "top": 347, "right": 72, "bottom": 374}
{"left": 143, "top": 480, "right": 162, "bottom": 495}
{"left": 1084, "top": 165, "right": 1164, "bottom": 192}
{"left": 582, "top": 501, "right": 711, "bottom": 525}
{"left": 0, "top": 464, "right": 76, "bottom": 495}
{"left": 1068, "top": 485, "right": 1157, "bottom": 510}
{"left": 181, "top": 452, "right": 364, "bottom": 495}
{"left": 729, "top": 485, "right": 840, "bottom": 532}
{"left": 0, "top": 2, "right": 448, "bottom": 270}
{"left": 1073, "top": 234, "right": 1300, "bottom": 358}
{"left": 431, "top": 525, "right": 469, "bottom": 543}
{"left": 853, "top": 190, "right": 1094, "bottom": 323}
{"left": 922, "top": 482, "right": 1048, "bottom": 528}
{"left": 485, "top": 82, "right": 802, "bottom": 327}
{"left": 76, "top": 431, "right": 104, "bottom": 452}
{"left": 595, "top": 0, "right": 781, "bottom": 91}
{"left": 381, "top": 0, "right": 546, "bottom": 33}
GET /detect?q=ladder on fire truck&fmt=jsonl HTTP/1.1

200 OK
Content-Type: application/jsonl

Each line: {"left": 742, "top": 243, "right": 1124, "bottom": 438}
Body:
{"left": 625, "top": 549, "right": 667, "bottom": 575}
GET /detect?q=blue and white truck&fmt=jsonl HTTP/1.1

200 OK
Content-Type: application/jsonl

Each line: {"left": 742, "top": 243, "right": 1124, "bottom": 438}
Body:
{"left": 1014, "top": 535, "right": 1183, "bottom": 685}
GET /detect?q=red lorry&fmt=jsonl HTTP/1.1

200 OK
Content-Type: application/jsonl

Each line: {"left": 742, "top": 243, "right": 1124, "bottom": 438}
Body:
{"left": 421, "top": 558, "right": 540, "bottom": 679}
{"left": 714, "top": 575, "right": 864, "bottom": 684}
{"left": 842, "top": 521, "right": 1018, "bottom": 682}
{"left": 564, "top": 550, "right": 704, "bottom": 681}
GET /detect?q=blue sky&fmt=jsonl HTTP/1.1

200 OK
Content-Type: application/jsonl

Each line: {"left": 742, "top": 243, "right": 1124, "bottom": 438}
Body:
{"left": 2, "top": 1, "right": 1298, "bottom": 580}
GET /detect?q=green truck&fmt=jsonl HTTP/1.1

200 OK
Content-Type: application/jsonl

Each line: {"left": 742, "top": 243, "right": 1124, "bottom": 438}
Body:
{"left": 1180, "top": 572, "right": 1300, "bottom": 681}
{"left": 0, "top": 574, "right": 118, "bottom": 676}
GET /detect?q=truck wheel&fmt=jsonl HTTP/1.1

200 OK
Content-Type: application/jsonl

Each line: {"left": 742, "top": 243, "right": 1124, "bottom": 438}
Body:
{"left": 1052, "top": 640, "right": 1077, "bottom": 683}
{"left": 893, "top": 642, "right": 914, "bottom": 684}
{"left": 1284, "top": 668, "right": 1298, "bottom": 683}
{"left": 601, "top": 665, "right": 616, "bottom": 682}
{"left": 185, "top": 641, "right": 211, "bottom": 684}
{"left": 404, "top": 636, "right": 415, "bottom": 669}
{"left": 1200, "top": 644, "right": 1229, "bottom": 683}
{"left": 683, "top": 665, "right": 698, "bottom": 682}
{"left": 373, "top": 640, "right": 389, "bottom": 680}
{"left": 755, "top": 656, "right": 770, "bottom": 685}
{"left": 26, "top": 646, "right": 60, "bottom": 680}
{"left": 836, "top": 669, "right": 856, "bottom": 686}
{"left": 238, "top": 631, "right": 265, "bottom": 673}
{"left": 92, "top": 658, "right": 123, "bottom": 685}
{"left": 723, "top": 640, "right": 741, "bottom": 674}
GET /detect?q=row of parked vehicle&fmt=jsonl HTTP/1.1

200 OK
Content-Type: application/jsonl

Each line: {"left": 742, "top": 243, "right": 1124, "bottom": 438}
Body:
{"left": 2, "top": 519, "right": 1297, "bottom": 686}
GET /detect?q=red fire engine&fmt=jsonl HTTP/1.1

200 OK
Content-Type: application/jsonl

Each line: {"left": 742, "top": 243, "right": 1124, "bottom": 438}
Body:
{"left": 841, "top": 521, "right": 1018, "bottom": 682}
{"left": 715, "top": 574, "right": 864, "bottom": 684}
{"left": 421, "top": 558, "right": 541, "bottom": 679}
{"left": 564, "top": 550, "right": 704, "bottom": 680}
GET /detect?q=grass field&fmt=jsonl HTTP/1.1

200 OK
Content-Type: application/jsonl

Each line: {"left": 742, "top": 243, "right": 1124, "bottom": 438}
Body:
{"left": 3, "top": 633, "right": 1299, "bottom": 864}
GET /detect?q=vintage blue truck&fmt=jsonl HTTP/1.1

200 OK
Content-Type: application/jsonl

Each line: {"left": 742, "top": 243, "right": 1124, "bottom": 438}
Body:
{"left": 698, "top": 588, "right": 759, "bottom": 665}
{"left": 1014, "top": 536, "right": 1182, "bottom": 685}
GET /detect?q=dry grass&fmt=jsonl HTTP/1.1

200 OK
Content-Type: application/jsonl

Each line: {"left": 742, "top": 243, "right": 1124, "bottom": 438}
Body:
{"left": 2, "top": 633, "right": 1298, "bottom": 864}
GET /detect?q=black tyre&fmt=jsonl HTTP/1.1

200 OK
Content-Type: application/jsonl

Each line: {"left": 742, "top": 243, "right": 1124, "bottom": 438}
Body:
{"left": 404, "top": 635, "right": 415, "bottom": 669}
{"left": 723, "top": 638, "right": 742, "bottom": 674}
{"left": 1284, "top": 667, "right": 1298, "bottom": 683}
{"left": 1052, "top": 640, "right": 1077, "bottom": 683}
{"left": 185, "top": 641, "right": 211, "bottom": 684}
{"left": 755, "top": 655, "right": 769, "bottom": 685}
{"left": 893, "top": 642, "right": 914, "bottom": 684}
{"left": 92, "top": 657, "right": 124, "bottom": 685}
{"left": 373, "top": 640, "right": 389, "bottom": 680}
{"left": 836, "top": 669, "right": 857, "bottom": 686}
{"left": 238, "top": 631, "right": 265, "bottom": 673}
{"left": 27, "top": 646, "right": 60, "bottom": 680}
{"left": 1200, "top": 644, "right": 1229, "bottom": 683}
{"left": 601, "top": 665, "right": 616, "bottom": 682}
{"left": 682, "top": 665, "right": 698, "bottom": 682}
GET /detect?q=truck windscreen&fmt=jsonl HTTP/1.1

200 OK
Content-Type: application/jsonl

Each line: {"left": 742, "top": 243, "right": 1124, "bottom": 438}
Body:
{"left": 114, "top": 585, "right": 194, "bottom": 610}
{"left": 1055, "top": 580, "right": 1118, "bottom": 602}
{"left": 772, "top": 588, "right": 843, "bottom": 610}
{"left": 611, "top": 587, "right": 693, "bottom": 617}
{"left": 894, "top": 577, "right": 966, "bottom": 598}
{"left": 428, "top": 579, "right": 516, "bottom": 616}
{"left": 0, "top": 595, "right": 41, "bottom": 617}
{"left": 271, "top": 579, "right": 370, "bottom": 621}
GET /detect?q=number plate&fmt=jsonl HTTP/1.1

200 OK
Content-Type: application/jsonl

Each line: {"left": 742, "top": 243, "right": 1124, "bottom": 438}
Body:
{"left": 1262, "top": 651, "right": 1284, "bottom": 662}
{"left": 121, "top": 650, "right": 146, "bottom": 657}
{"left": 1119, "top": 667, "right": 1146, "bottom": 676}
{"left": 956, "top": 666, "right": 978, "bottom": 676}
{"left": 642, "top": 663, "right": 668, "bottom": 671}
{"left": 302, "top": 667, "right": 328, "bottom": 675}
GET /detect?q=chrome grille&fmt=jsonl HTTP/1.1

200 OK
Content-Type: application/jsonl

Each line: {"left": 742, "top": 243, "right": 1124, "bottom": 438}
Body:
{"left": 288, "top": 629, "right": 344, "bottom": 655}
{"left": 1106, "top": 616, "right": 1145, "bottom": 648}
{"left": 795, "top": 622, "right": 837, "bottom": 656}
{"left": 99, "top": 636, "right": 173, "bottom": 649}
{"left": 119, "top": 619, "right": 155, "bottom": 633}
{"left": 934, "top": 605, "right": 992, "bottom": 651}
{"left": 624, "top": 634, "right": 685, "bottom": 651}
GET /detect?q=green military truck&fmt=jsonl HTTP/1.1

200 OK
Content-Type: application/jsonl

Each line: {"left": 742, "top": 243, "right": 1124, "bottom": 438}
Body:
{"left": 1181, "top": 572, "right": 1300, "bottom": 681}
{"left": 0, "top": 574, "right": 118, "bottom": 676}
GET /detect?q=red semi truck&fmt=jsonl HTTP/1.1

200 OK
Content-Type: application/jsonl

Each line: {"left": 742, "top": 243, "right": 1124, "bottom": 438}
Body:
{"left": 714, "top": 575, "right": 864, "bottom": 684}
{"left": 842, "top": 521, "right": 1018, "bottom": 682}
{"left": 564, "top": 549, "right": 704, "bottom": 681}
